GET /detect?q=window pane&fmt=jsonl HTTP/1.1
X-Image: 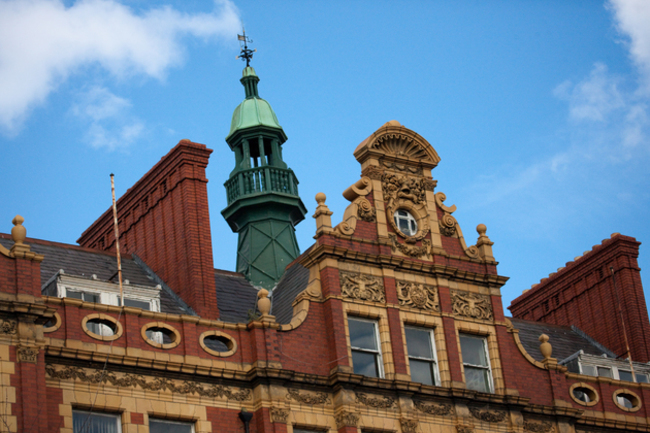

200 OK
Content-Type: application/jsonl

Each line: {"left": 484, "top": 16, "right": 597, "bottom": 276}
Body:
{"left": 597, "top": 367, "right": 612, "bottom": 378}
{"left": 410, "top": 359, "right": 435, "bottom": 385}
{"left": 405, "top": 328, "right": 433, "bottom": 359}
{"left": 399, "top": 219, "right": 410, "bottom": 234}
{"left": 581, "top": 365, "right": 597, "bottom": 376}
{"left": 73, "top": 411, "right": 119, "bottom": 433}
{"left": 619, "top": 370, "right": 633, "bottom": 382}
{"left": 465, "top": 366, "right": 490, "bottom": 393}
{"left": 123, "top": 299, "right": 150, "bottom": 310}
{"left": 85, "top": 292, "right": 101, "bottom": 303}
{"left": 67, "top": 291, "right": 83, "bottom": 300}
{"left": 149, "top": 419, "right": 193, "bottom": 433}
{"left": 348, "top": 319, "right": 378, "bottom": 351}
{"left": 637, "top": 373, "right": 648, "bottom": 383}
{"left": 459, "top": 335, "right": 487, "bottom": 366}
{"left": 352, "top": 350, "right": 379, "bottom": 377}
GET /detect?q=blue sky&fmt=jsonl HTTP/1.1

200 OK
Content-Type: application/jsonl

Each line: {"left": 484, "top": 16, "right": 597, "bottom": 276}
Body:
{"left": 1, "top": 0, "right": 650, "bottom": 310}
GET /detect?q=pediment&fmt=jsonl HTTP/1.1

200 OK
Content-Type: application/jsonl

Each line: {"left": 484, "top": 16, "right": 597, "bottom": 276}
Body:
{"left": 353, "top": 121, "right": 441, "bottom": 170}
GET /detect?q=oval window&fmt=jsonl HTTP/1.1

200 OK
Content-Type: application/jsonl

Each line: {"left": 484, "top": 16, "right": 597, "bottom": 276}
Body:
{"left": 200, "top": 331, "right": 237, "bottom": 357}
{"left": 613, "top": 389, "right": 641, "bottom": 412}
{"left": 82, "top": 314, "right": 122, "bottom": 341}
{"left": 141, "top": 322, "right": 181, "bottom": 349}
{"left": 43, "top": 312, "right": 62, "bottom": 333}
{"left": 569, "top": 383, "right": 599, "bottom": 407}
{"left": 394, "top": 210, "right": 418, "bottom": 236}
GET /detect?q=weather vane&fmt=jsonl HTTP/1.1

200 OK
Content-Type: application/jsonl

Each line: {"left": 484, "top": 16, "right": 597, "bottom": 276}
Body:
{"left": 236, "top": 28, "right": 256, "bottom": 67}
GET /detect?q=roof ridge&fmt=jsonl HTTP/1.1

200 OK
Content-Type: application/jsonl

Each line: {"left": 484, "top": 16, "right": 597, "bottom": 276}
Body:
{"left": 0, "top": 232, "right": 132, "bottom": 259}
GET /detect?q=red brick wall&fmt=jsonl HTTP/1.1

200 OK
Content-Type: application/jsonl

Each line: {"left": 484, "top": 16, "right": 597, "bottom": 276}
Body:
{"left": 77, "top": 140, "right": 218, "bottom": 319}
{"left": 509, "top": 234, "right": 650, "bottom": 362}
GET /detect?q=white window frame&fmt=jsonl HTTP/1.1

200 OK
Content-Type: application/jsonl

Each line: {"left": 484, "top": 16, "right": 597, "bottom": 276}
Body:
{"left": 348, "top": 317, "right": 384, "bottom": 378}
{"left": 459, "top": 333, "right": 494, "bottom": 393}
{"left": 149, "top": 418, "right": 195, "bottom": 433}
{"left": 393, "top": 210, "right": 418, "bottom": 236}
{"left": 73, "top": 410, "right": 121, "bottom": 433}
{"left": 579, "top": 362, "right": 649, "bottom": 383}
{"left": 405, "top": 326, "right": 440, "bottom": 386}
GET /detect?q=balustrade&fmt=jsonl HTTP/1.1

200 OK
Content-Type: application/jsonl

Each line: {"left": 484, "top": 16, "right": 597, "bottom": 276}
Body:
{"left": 224, "top": 166, "right": 299, "bottom": 204}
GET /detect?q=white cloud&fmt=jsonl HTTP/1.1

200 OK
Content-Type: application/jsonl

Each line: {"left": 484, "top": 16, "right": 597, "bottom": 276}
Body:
{"left": 0, "top": 0, "right": 240, "bottom": 134}
{"left": 609, "top": 0, "right": 650, "bottom": 89}
{"left": 71, "top": 86, "right": 144, "bottom": 150}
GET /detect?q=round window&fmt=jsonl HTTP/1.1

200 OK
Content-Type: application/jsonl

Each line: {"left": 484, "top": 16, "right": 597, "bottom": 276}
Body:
{"left": 394, "top": 210, "right": 418, "bottom": 236}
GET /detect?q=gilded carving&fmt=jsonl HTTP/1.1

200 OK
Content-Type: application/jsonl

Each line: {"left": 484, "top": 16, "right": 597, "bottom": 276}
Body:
{"left": 0, "top": 318, "right": 17, "bottom": 335}
{"left": 339, "top": 271, "right": 385, "bottom": 303}
{"left": 388, "top": 233, "right": 431, "bottom": 258}
{"left": 451, "top": 290, "right": 493, "bottom": 321}
{"left": 17, "top": 347, "right": 38, "bottom": 363}
{"left": 286, "top": 388, "right": 330, "bottom": 405}
{"left": 397, "top": 282, "right": 440, "bottom": 311}
{"left": 45, "top": 364, "right": 251, "bottom": 400}
{"left": 469, "top": 406, "right": 506, "bottom": 423}
{"left": 400, "top": 418, "right": 419, "bottom": 433}
{"left": 335, "top": 411, "right": 359, "bottom": 429}
{"left": 355, "top": 392, "right": 396, "bottom": 408}
{"left": 357, "top": 198, "right": 377, "bottom": 222}
{"left": 362, "top": 165, "right": 384, "bottom": 180}
{"left": 524, "top": 420, "right": 554, "bottom": 433}
{"left": 413, "top": 400, "right": 452, "bottom": 416}
{"left": 269, "top": 407, "right": 290, "bottom": 424}
{"left": 439, "top": 214, "right": 457, "bottom": 237}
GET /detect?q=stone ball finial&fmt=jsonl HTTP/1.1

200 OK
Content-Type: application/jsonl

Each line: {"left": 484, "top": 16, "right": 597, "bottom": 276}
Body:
{"left": 477, "top": 224, "right": 487, "bottom": 236}
{"left": 257, "top": 289, "right": 271, "bottom": 316}
{"left": 539, "top": 334, "right": 552, "bottom": 360}
{"left": 315, "top": 192, "right": 326, "bottom": 205}
{"left": 11, "top": 215, "right": 26, "bottom": 245}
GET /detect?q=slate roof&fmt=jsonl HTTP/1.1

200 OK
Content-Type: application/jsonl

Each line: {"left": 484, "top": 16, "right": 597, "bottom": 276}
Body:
{"left": 214, "top": 269, "right": 259, "bottom": 323}
{"left": 0, "top": 235, "right": 193, "bottom": 315}
{"left": 510, "top": 318, "right": 616, "bottom": 362}
{"left": 271, "top": 261, "right": 310, "bottom": 324}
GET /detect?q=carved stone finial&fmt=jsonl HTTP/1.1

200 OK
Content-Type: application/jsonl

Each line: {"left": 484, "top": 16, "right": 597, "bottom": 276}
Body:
{"left": 539, "top": 334, "right": 558, "bottom": 367}
{"left": 313, "top": 192, "right": 333, "bottom": 236}
{"left": 11, "top": 215, "right": 26, "bottom": 245}
{"left": 257, "top": 289, "right": 271, "bottom": 315}
{"left": 475, "top": 224, "right": 495, "bottom": 262}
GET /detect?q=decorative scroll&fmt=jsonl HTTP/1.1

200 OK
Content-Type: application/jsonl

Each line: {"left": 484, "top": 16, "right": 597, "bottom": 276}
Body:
{"left": 340, "top": 271, "right": 385, "bottom": 303}
{"left": 357, "top": 198, "right": 377, "bottom": 222}
{"left": 17, "top": 347, "right": 38, "bottom": 363}
{"left": 450, "top": 290, "right": 493, "bottom": 321}
{"left": 355, "top": 392, "right": 396, "bottom": 409}
{"left": 400, "top": 419, "right": 419, "bottom": 433}
{"left": 45, "top": 364, "right": 251, "bottom": 401}
{"left": 286, "top": 388, "right": 330, "bottom": 406}
{"left": 335, "top": 411, "right": 359, "bottom": 429}
{"left": 388, "top": 234, "right": 431, "bottom": 258}
{"left": 397, "top": 282, "right": 439, "bottom": 311}
{"left": 524, "top": 420, "right": 554, "bottom": 433}
{"left": 413, "top": 400, "right": 452, "bottom": 416}
{"left": 469, "top": 406, "right": 506, "bottom": 423}
{"left": 439, "top": 214, "right": 457, "bottom": 237}
{"left": 0, "top": 318, "right": 17, "bottom": 335}
{"left": 270, "top": 407, "right": 290, "bottom": 424}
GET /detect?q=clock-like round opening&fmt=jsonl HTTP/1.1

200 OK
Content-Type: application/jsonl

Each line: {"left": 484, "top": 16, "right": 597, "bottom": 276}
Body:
{"left": 394, "top": 209, "right": 418, "bottom": 236}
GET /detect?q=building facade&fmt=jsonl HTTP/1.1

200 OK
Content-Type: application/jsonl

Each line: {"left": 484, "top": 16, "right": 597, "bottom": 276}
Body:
{"left": 0, "top": 65, "right": 649, "bottom": 433}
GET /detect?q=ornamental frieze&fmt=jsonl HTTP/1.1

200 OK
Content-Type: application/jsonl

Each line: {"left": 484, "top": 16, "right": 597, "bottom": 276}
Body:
{"left": 355, "top": 392, "right": 396, "bottom": 409}
{"left": 456, "top": 425, "right": 473, "bottom": 433}
{"left": 0, "top": 318, "right": 17, "bottom": 334}
{"left": 286, "top": 388, "right": 330, "bottom": 406}
{"left": 339, "top": 271, "right": 385, "bottom": 303}
{"left": 524, "top": 420, "right": 554, "bottom": 433}
{"left": 362, "top": 165, "right": 384, "bottom": 180}
{"left": 400, "top": 418, "right": 419, "bottom": 433}
{"left": 382, "top": 161, "right": 421, "bottom": 175}
{"left": 413, "top": 399, "right": 453, "bottom": 416}
{"left": 469, "top": 406, "right": 506, "bottom": 423}
{"left": 17, "top": 347, "right": 38, "bottom": 363}
{"left": 397, "top": 282, "right": 440, "bottom": 311}
{"left": 450, "top": 290, "right": 493, "bottom": 321}
{"left": 45, "top": 364, "right": 251, "bottom": 401}
{"left": 335, "top": 411, "right": 359, "bottom": 429}
{"left": 269, "top": 407, "right": 290, "bottom": 424}
{"left": 388, "top": 234, "right": 431, "bottom": 258}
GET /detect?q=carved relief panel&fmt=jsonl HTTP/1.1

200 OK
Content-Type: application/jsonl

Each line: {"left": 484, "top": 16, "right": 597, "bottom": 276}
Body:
{"left": 397, "top": 281, "right": 440, "bottom": 311}
{"left": 450, "top": 290, "right": 493, "bottom": 321}
{"left": 339, "top": 271, "right": 386, "bottom": 303}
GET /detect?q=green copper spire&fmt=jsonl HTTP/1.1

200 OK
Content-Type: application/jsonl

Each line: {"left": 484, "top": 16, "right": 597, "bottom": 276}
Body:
{"left": 222, "top": 63, "right": 307, "bottom": 290}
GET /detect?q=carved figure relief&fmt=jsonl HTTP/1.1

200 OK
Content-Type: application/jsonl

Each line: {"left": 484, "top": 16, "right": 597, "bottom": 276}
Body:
{"left": 340, "top": 271, "right": 385, "bottom": 303}
{"left": 335, "top": 411, "right": 359, "bottom": 429}
{"left": 524, "top": 420, "right": 555, "bottom": 433}
{"left": 0, "top": 318, "right": 17, "bottom": 334}
{"left": 355, "top": 392, "right": 396, "bottom": 408}
{"left": 357, "top": 198, "right": 377, "bottom": 222}
{"left": 17, "top": 347, "right": 38, "bottom": 363}
{"left": 269, "top": 407, "right": 290, "bottom": 424}
{"left": 382, "top": 173, "right": 431, "bottom": 242}
{"left": 468, "top": 406, "right": 506, "bottom": 423}
{"left": 413, "top": 400, "right": 453, "bottom": 416}
{"left": 400, "top": 418, "right": 419, "bottom": 433}
{"left": 450, "top": 290, "right": 493, "bottom": 321}
{"left": 397, "top": 282, "right": 440, "bottom": 311}
{"left": 286, "top": 388, "right": 331, "bottom": 405}
{"left": 46, "top": 364, "right": 251, "bottom": 400}
{"left": 388, "top": 233, "right": 432, "bottom": 258}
